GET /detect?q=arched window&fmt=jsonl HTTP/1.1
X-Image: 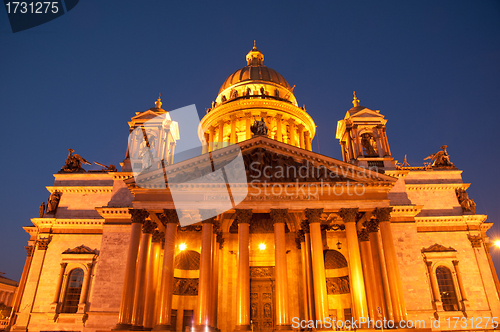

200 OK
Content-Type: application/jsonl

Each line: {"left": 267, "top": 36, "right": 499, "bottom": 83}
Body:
{"left": 61, "top": 268, "right": 84, "bottom": 313}
{"left": 175, "top": 250, "right": 201, "bottom": 270}
{"left": 324, "top": 250, "right": 348, "bottom": 269}
{"left": 436, "top": 266, "right": 459, "bottom": 311}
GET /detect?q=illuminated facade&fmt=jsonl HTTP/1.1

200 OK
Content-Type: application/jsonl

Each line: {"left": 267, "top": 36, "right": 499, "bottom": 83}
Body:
{"left": 7, "top": 46, "right": 500, "bottom": 332}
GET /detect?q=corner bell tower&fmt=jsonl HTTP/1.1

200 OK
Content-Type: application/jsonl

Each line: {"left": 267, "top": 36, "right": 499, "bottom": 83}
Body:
{"left": 336, "top": 92, "right": 396, "bottom": 169}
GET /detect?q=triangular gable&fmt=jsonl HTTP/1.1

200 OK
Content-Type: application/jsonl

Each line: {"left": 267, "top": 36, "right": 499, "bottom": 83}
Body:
{"left": 126, "top": 136, "right": 396, "bottom": 189}
{"left": 348, "top": 108, "right": 384, "bottom": 119}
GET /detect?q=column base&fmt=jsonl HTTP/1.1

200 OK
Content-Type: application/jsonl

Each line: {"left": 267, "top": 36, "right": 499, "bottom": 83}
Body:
{"left": 274, "top": 324, "right": 292, "bottom": 331}
{"left": 192, "top": 325, "right": 215, "bottom": 332}
{"left": 113, "top": 323, "right": 133, "bottom": 331}
{"left": 233, "top": 324, "right": 251, "bottom": 332}
{"left": 151, "top": 324, "right": 173, "bottom": 331}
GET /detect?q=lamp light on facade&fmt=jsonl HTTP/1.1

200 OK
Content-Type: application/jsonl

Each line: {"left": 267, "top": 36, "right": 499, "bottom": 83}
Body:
{"left": 336, "top": 241, "right": 342, "bottom": 250}
{"left": 179, "top": 243, "right": 187, "bottom": 251}
{"left": 259, "top": 243, "right": 266, "bottom": 251}
{"left": 494, "top": 240, "right": 500, "bottom": 249}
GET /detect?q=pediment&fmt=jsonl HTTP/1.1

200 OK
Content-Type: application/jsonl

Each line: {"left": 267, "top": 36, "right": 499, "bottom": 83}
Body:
{"left": 63, "top": 245, "right": 98, "bottom": 255}
{"left": 126, "top": 136, "right": 396, "bottom": 189}
{"left": 348, "top": 108, "right": 384, "bottom": 119}
{"left": 421, "top": 243, "right": 456, "bottom": 253}
{"left": 130, "top": 109, "right": 168, "bottom": 121}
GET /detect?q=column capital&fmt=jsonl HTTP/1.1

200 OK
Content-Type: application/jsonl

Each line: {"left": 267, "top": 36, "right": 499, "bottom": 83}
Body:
{"left": 305, "top": 208, "right": 323, "bottom": 223}
{"left": 339, "top": 208, "right": 359, "bottom": 223}
{"left": 60, "top": 262, "right": 68, "bottom": 268}
{"left": 425, "top": 261, "right": 433, "bottom": 268}
{"left": 300, "top": 220, "right": 310, "bottom": 233}
{"left": 152, "top": 230, "right": 164, "bottom": 243}
{"left": 129, "top": 209, "right": 149, "bottom": 224}
{"left": 452, "top": 260, "right": 459, "bottom": 267}
{"left": 158, "top": 209, "right": 179, "bottom": 226}
{"left": 199, "top": 209, "right": 217, "bottom": 223}
{"left": 295, "top": 229, "right": 305, "bottom": 249}
{"left": 357, "top": 229, "right": 369, "bottom": 242}
{"left": 468, "top": 234, "right": 482, "bottom": 248}
{"left": 373, "top": 207, "right": 392, "bottom": 222}
{"left": 235, "top": 209, "right": 253, "bottom": 224}
{"left": 276, "top": 114, "right": 283, "bottom": 120}
{"left": 270, "top": 209, "right": 288, "bottom": 224}
{"left": 142, "top": 220, "right": 158, "bottom": 234}
{"left": 37, "top": 237, "right": 51, "bottom": 250}
{"left": 25, "top": 245, "right": 34, "bottom": 257}
{"left": 363, "top": 218, "right": 380, "bottom": 233}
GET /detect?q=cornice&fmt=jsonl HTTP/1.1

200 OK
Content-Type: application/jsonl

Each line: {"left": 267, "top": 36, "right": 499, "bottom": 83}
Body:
{"left": 96, "top": 207, "right": 132, "bottom": 219}
{"left": 46, "top": 186, "right": 114, "bottom": 193}
{"left": 415, "top": 214, "right": 487, "bottom": 225}
{"left": 390, "top": 205, "right": 423, "bottom": 217}
{"left": 30, "top": 218, "right": 104, "bottom": 227}
{"left": 405, "top": 183, "right": 470, "bottom": 191}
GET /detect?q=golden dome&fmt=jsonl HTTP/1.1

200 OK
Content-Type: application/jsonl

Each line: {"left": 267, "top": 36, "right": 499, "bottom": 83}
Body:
{"left": 218, "top": 46, "right": 292, "bottom": 94}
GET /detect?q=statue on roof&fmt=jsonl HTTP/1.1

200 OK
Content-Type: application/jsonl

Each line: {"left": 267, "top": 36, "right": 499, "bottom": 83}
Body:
{"left": 46, "top": 191, "right": 62, "bottom": 214}
{"left": 60, "top": 149, "right": 91, "bottom": 173}
{"left": 424, "top": 145, "right": 454, "bottom": 167}
{"left": 250, "top": 117, "right": 268, "bottom": 136}
{"left": 39, "top": 202, "right": 45, "bottom": 218}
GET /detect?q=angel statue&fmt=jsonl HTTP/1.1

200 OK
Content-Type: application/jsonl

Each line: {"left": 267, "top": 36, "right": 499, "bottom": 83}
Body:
{"left": 424, "top": 145, "right": 454, "bottom": 167}
{"left": 60, "top": 148, "right": 91, "bottom": 173}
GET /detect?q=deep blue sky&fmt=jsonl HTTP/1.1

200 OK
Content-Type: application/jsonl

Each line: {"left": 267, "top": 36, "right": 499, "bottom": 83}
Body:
{"left": 1, "top": 1, "right": 500, "bottom": 281}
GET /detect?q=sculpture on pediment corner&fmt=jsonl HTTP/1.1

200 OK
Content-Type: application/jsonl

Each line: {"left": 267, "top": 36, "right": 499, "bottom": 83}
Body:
{"left": 60, "top": 148, "right": 91, "bottom": 173}
{"left": 455, "top": 188, "right": 476, "bottom": 214}
{"left": 39, "top": 202, "right": 45, "bottom": 218}
{"left": 250, "top": 117, "right": 268, "bottom": 136}
{"left": 63, "top": 245, "right": 98, "bottom": 255}
{"left": 46, "top": 191, "right": 62, "bottom": 214}
{"left": 424, "top": 145, "right": 455, "bottom": 168}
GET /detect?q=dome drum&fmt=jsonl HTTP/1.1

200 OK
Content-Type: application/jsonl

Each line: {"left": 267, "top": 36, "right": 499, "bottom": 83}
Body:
{"left": 200, "top": 45, "right": 315, "bottom": 153}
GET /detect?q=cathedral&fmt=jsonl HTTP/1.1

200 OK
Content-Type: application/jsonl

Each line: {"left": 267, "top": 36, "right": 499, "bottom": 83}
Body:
{"left": 6, "top": 45, "right": 500, "bottom": 332}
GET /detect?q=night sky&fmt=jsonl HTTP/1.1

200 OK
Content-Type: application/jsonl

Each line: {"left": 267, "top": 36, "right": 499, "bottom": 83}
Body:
{"left": 1, "top": 1, "right": 500, "bottom": 281}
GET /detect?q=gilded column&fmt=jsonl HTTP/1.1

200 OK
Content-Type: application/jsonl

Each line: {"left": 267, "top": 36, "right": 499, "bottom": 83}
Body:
{"left": 305, "top": 208, "right": 328, "bottom": 322}
{"left": 115, "top": 209, "right": 148, "bottom": 330}
{"left": 288, "top": 120, "right": 296, "bottom": 147}
{"left": 8, "top": 245, "right": 34, "bottom": 329}
{"left": 339, "top": 208, "right": 368, "bottom": 321}
{"left": 375, "top": 207, "right": 407, "bottom": 322}
{"left": 358, "top": 229, "right": 376, "bottom": 320}
{"left": 425, "top": 261, "right": 441, "bottom": 309}
{"left": 302, "top": 223, "right": 315, "bottom": 320}
{"left": 52, "top": 263, "right": 67, "bottom": 305}
{"left": 245, "top": 112, "right": 251, "bottom": 140}
{"left": 297, "top": 233, "right": 310, "bottom": 321}
{"left": 78, "top": 262, "right": 94, "bottom": 313}
{"left": 271, "top": 209, "right": 291, "bottom": 329}
{"left": 234, "top": 209, "right": 252, "bottom": 331}
{"left": 194, "top": 210, "right": 215, "bottom": 331}
{"left": 209, "top": 126, "right": 215, "bottom": 152}
{"left": 363, "top": 218, "right": 389, "bottom": 320}
{"left": 209, "top": 224, "right": 221, "bottom": 328}
{"left": 305, "top": 132, "right": 311, "bottom": 151}
{"left": 144, "top": 231, "right": 163, "bottom": 329}
{"left": 452, "top": 260, "right": 468, "bottom": 310}
{"left": 297, "top": 124, "right": 305, "bottom": 149}
{"left": 230, "top": 115, "right": 237, "bottom": 144}
{"left": 132, "top": 219, "right": 157, "bottom": 328}
{"left": 276, "top": 114, "right": 283, "bottom": 142}
{"left": 154, "top": 210, "right": 178, "bottom": 331}
{"left": 218, "top": 121, "right": 224, "bottom": 149}
{"left": 202, "top": 133, "right": 209, "bottom": 154}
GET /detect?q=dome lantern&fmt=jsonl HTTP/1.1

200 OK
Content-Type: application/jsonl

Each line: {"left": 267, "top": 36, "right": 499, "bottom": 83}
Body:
{"left": 246, "top": 41, "right": 264, "bottom": 66}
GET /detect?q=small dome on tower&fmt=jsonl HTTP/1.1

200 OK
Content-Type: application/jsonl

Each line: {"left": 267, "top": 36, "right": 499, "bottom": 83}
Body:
{"left": 246, "top": 41, "right": 264, "bottom": 66}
